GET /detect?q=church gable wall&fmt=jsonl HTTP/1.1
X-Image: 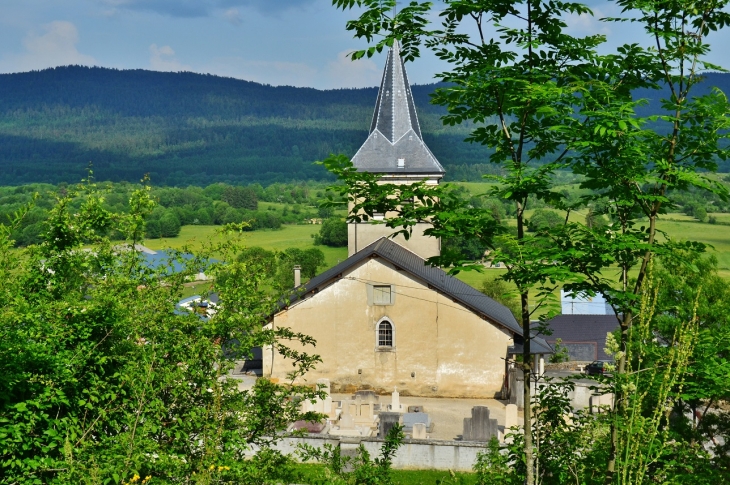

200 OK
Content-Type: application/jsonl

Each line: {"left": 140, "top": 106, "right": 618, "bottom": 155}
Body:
{"left": 265, "top": 258, "right": 512, "bottom": 398}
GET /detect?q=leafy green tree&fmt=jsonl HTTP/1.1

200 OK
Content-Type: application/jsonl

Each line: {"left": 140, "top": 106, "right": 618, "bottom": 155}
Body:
{"left": 314, "top": 218, "right": 348, "bottom": 247}
{"left": 222, "top": 185, "right": 258, "bottom": 210}
{"left": 480, "top": 278, "right": 520, "bottom": 321}
{"left": 527, "top": 209, "right": 563, "bottom": 233}
{"left": 276, "top": 247, "right": 326, "bottom": 289}
{"left": 145, "top": 218, "right": 161, "bottom": 238}
{"left": 0, "top": 180, "right": 323, "bottom": 484}
{"left": 331, "top": 1, "right": 730, "bottom": 483}
{"left": 543, "top": 1, "right": 730, "bottom": 477}
{"left": 158, "top": 210, "right": 182, "bottom": 237}
{"left": 329, "top": 2, "right": 601, "bottom": 482}
{"left": 584, "top": 207, "right": 608, "bottom": 230}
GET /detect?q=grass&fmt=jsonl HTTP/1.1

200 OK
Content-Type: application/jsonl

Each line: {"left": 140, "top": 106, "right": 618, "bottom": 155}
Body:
{"left": 143, "top": 224, "right": 348, "bottom": 269}
{"left": 292, "top": 463, "right": 477, "bottom": 484}
{"left": 142, "top": 197, "right": 730, "bottom": 295}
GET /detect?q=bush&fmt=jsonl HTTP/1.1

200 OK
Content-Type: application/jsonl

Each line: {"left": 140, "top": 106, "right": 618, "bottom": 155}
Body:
{"left": 158, "top": 211, "right": 182, "bottom": 237}
{"left": 314, "top": 218, "right": 348, "bottom": 247}
{"left": 527, "top": 209, "right": 563, "bottom": 232}
{"left": 481, "top": 279, "right": 521, "bottom": 320}
{"left": 145, "top": 219, "right": 161, "bottom": 239}
{"left": 221, "top": 185, "right": 258, "bottom": 210}
{"left": 0, "top": 183, "right": 323, "bottom": 484}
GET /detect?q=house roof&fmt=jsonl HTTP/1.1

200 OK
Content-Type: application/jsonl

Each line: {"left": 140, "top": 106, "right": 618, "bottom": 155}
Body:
{"left": 280, "top": 237, "right": 523, "bottom": 336}
{"left": 543, "top": 314, "right": 620, "bottom": 361}
{"left": 508, "top": 333, "right": 555, "bottom": 355}
{"left": 351, "top": 41, "right": 445, "bottom": 175}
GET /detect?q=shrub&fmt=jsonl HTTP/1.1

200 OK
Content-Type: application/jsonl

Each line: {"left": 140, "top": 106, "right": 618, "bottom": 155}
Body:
{"left": 527, "top": 209, "right": 563, "bottom": 232}
{"left": 314, "top": 218, "right": 348, "bottom": 247}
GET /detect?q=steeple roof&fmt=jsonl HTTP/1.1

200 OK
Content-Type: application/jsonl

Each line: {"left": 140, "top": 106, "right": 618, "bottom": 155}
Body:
{"left": 351, "top": 41, "right": 445, "bottom": 175}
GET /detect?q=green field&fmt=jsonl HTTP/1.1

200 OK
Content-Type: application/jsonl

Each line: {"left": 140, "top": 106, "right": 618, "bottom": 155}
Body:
{"left": 144, "top": 204, "right": 730, "bottom": 300}
{"left": 143, "top": 224, "right": 348, "bottom": 269}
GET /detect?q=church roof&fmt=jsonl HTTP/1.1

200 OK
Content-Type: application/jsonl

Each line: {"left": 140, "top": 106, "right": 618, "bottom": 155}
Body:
{"left": 280, "top": 237, "right": 523, "bottom": 337}
{"left": 351, "top": 42, "right": 445, "bottom": 175}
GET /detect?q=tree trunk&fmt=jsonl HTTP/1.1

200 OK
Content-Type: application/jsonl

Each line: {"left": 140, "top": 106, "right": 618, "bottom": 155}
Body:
{"left": 516, "top": 204, "right": 534, "bottom": 485}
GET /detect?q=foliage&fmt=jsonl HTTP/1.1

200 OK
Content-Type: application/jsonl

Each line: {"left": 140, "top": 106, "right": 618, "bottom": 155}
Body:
{"left": 0, "top": 179, "right": 323, "bottom": 484}
{"left": 472, "top": 439, "right": 520, "bottom": 485}
{"left": 0, "top": 67, "right": 498, "bottom": 186}
{"left": 313, "top": 218, "right": 348, "bottom": 247}
{"left": 526, "top": 210, "right": 563, "bottom": 233}
{"left": 236, "top": 246, "right": 326, "bottom": 291}
{"left": 221, "top": 185, "right": 258, "bottom": 210}
{"left": 330, "top": 0, "right": 730, "bottom": 483}
{"left": 298, "top": 423, "right": 405, "bottom": 485}
{"left": 548, "top": 339, "right": 569, "bottom": 364}
{"left": 649, "top": 254, "right": 730, "bottom": 480}
{"left": 479, "top": 279, "right": 520, "bottom": 321}
{"left": 329, "top": 2, "right": 607, "bottom": 482}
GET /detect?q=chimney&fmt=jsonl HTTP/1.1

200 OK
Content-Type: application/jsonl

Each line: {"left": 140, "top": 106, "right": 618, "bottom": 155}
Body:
{"left": 294, "top": 265, "right": 301, "bottom": 287}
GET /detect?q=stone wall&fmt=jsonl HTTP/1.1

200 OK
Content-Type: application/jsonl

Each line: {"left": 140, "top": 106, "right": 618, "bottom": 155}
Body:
{"left": 266, "top": 434, "right": 486, "bottom": 472}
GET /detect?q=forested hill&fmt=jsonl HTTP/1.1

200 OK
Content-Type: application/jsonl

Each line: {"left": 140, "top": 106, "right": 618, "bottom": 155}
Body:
{"left": 0, "top": 66, "right": 489, "bottom": 185}
{"left": 1, "top": 66, "right": 729, "bottom": 186}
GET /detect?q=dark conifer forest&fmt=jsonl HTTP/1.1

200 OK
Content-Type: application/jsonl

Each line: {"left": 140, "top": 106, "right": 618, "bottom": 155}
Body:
{"left": 1, "top": 66, "right": 728, "bottom": 186}
{"left": 0, "top": 66, "right": 494, "bottom": 185}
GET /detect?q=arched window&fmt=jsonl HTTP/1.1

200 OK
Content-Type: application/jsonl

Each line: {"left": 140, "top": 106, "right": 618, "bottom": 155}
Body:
{"left": 378, "top": 320, "right": 394, "bottom": 348}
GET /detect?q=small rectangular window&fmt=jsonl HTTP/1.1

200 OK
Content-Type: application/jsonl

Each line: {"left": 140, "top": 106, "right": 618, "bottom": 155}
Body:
{"left": 373, "top": 285, "right": 392, "bottom": 305}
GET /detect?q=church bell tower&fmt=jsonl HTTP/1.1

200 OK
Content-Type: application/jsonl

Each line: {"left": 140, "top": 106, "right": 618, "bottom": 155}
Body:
{"left": 348, "top": 41, "right": 445, "bottom": 260}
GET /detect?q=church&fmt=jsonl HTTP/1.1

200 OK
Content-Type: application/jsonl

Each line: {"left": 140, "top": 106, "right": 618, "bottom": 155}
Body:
{"left": 262, "top": 42, "right": 551, "bottom": 399}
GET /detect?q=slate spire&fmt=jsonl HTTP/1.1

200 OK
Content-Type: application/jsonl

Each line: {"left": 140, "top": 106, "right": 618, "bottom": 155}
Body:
{"left": 352, "top": 41, "right": 445, "bottom": 175}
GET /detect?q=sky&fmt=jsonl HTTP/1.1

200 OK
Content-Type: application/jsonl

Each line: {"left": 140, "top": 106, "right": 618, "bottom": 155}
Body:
{"left": 0, "top": 0, "right": 728, "bottom": 90}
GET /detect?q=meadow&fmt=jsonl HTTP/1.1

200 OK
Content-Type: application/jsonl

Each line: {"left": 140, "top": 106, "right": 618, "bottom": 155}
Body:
{"left": 143, "top": 223, "right": 349, "bottom": 269}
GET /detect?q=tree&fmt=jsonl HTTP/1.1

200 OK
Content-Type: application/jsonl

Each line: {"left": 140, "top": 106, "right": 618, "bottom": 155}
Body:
{"left": 330, "top": 1, "right": 730, "bottom": 483}
{"left": 313, "top": 218, "right": 348, "bottom": 247}
{"left": 329, "top": 2, "right": 601, "bottom": 482}
{"left": 584, "top": 207, "right": 608, "bottom": 230}
{"left": 276, "top": 247, "right": 326, "bottom": 289}
{"left": 158, "top": 211, "right": 181, "bottom": 237}
{"left": 222, "top": 185, "right": 258, "bottom": 210}
{"left": 145, "top": 218, "right": 161, "bottom": 238}
{"left": 480, "top": 278, "right": 520, "bottom": 321}
{"left": 527, "top": 209, "right": 563, "bottom": 233}
{"left": 0, "top": 180, "right": 323, "bottom": 484}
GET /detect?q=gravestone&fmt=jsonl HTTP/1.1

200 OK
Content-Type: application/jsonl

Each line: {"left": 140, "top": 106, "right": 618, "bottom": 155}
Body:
{"left": 390, "top": 388, "right": 404, "bottom": 412}
{"left": 315, "top": 378, "right": 332, "bottom": 416}
{"left": 403, "top": 412, "right": 431, "bottom": 432}
{"left": 462, "top": 406, "right": 498, "bottom": 441}
{"left": 291, "top": 420, "right": 326, "bottom": 433}
{"left": 505, "top": 404, "right": 518, "bottom": 430}
{"left": 412, "top": 422, "right": 427, "bottom": 439}
{"left": 508, "top": 370, "right": 525, "bottom": 409}
{"left": 379, "top": 412, "right": 402, "bottom": 439}
{"left": 340, "top": 399, "right": 355, "bottom": 429}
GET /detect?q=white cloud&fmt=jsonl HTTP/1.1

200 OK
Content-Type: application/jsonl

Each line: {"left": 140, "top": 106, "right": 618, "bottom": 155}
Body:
{"left": 149, "top": 43, "right": 191, "bottom": 71}
{"left": 1, "top": 21, "right": 96, "bottom": 72}
{"left": 223, "top": 8, "right": 242, "bottom": 25}
{"left": 565, "top": 11, "right": 611, "bottom": 35}
{"left": 325, "top": 50, "right": 380, "bottom": 88}
{"left": 98, "top": 0, "right": 317, "bottom": 18}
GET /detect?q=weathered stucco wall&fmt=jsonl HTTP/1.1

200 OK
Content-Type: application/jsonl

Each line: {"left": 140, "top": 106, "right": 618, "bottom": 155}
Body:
{"left": 264, "top": 257, "right": 512, "bottom": 398}
{"left": 348, "top": 222, "right": 440, "bottom": 260}
{"left": 261, "top": 435, "right": 485, "bottom": 471}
